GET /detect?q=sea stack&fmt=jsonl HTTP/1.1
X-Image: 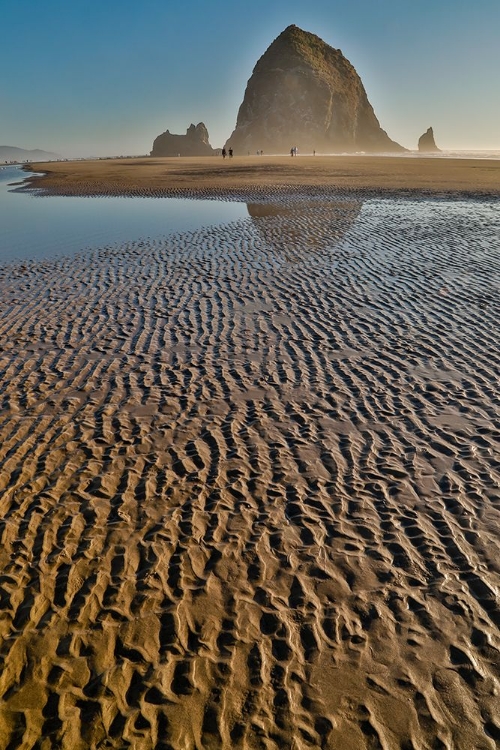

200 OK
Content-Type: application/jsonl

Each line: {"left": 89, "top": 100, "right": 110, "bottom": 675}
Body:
{"left": 418, "top": 127, "right": 440, "bottom": 152}
{"left": 151, "top": 122, "right": 215, "bottom": 157}
{"left": 225, "top": 25, "right": 404, "bottom": 154}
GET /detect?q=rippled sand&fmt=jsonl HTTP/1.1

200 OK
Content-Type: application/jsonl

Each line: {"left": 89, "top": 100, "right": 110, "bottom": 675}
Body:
{"left": 0, "top": 193, "right": 499, "bottom": 749}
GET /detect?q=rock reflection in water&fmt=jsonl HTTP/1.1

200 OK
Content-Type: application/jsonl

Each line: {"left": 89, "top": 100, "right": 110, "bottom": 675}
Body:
{"left": 246, "top": 200, "right": 363, "bottom": 260}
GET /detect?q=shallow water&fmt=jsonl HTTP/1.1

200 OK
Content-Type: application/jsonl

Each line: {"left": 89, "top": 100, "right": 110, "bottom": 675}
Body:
{"left": 0, "top": 166, "right": 248, "bottom": 263}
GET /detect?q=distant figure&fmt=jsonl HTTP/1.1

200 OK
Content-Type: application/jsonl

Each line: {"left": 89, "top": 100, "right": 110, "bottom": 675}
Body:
{"left": 228, "top": 147, "right": 233, "bottom": 158}
{"left": 313, "top": 150, "right": 316, "bottom": 156}
{"left": 290, "top": 147, "right": 294, "bottom": 157}
{"left": 222, "top": 148, "right": 227, "bottom": 159}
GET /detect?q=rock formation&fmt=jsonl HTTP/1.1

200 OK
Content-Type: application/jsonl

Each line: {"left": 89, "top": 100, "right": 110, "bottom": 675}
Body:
{"left": 225, "top": 25, "right": 404, "bottom": 154}
{"left": 418, "top": 127, "right": 440, "bottom": 152}
{"left": 151, "top": 123, "right": 215, "bottom": 157}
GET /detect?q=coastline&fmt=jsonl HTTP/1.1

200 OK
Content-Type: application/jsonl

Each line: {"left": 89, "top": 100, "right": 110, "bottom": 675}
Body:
{"left": 21, "top": 154, "right": 500, "bottom": 200}
{"left": 1, "top": 161, "right": 499, "bottom": 748}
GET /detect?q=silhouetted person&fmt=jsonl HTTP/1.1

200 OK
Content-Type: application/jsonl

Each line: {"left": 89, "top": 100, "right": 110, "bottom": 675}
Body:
{"left": 228, "top": 147, "right": 233, "bottom": 158}
{"left": 222, "top": 148, "right": 226, "bottom": 159}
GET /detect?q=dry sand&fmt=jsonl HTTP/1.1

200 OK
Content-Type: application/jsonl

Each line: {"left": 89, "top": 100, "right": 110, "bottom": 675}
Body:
{"left": 23, "top": 154, "right": 500, "bottom": 198}
{"left": 1, "top": 173, "right": 500, "bottom": 749}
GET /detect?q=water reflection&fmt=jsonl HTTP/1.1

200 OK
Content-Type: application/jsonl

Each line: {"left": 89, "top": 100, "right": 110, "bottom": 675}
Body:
{"left": 1, "top": 167, "right": 363, "bottom": 266}
{"left": 246, "top": 200, "right": 363, "bottom": 259}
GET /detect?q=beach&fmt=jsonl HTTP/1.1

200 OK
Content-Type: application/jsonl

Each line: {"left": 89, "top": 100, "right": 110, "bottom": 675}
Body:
{"left": 1, "top": 158, "right": 499, "bottom": 749}
{"left": 22, "top": 154, "right": 500, "bottom": 198}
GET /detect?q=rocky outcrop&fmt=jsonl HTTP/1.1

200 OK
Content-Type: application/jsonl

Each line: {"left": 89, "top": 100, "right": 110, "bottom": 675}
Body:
{"left": 225, "top": 25, "right": 404, "bottom": 154}
{"left": 418, "top": 127, "right": 440, "bottom": 152}
{"left": 151, "top": 123, "right": 215, "bottom": 157}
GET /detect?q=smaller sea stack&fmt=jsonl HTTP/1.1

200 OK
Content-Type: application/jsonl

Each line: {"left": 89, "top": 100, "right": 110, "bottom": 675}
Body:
{"left": 418, "top": 127, "right": 440, "bottom": 152}
{"left": 151, "top": 123, "right": 215, "bottom": 157}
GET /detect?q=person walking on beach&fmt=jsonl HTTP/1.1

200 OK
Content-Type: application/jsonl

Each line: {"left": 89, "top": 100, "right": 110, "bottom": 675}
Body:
{"left": 228, "top": 147, "right": 233, "bottom": 158}
{"left": 222, "top": 148, "right": 226, "bottom": 159}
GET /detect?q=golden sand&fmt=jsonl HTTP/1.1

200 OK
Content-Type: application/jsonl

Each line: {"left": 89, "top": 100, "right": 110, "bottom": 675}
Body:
{"left": 24, "top": 154, "right": 500, "bottom": 197}
{"left": 1, "top": 176, "right": 500, "bottom": 748}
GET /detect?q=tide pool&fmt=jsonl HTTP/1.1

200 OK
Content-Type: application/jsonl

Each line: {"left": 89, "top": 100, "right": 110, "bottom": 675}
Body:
{"left": 0, "top": 166, "right": 248, "bottom": 263}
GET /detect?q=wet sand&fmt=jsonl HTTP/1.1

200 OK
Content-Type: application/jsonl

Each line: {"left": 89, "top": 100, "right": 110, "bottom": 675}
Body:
{"left": 23, "top": 154, "right": 500, "bottom": 198}
{"left": 0, "top": 187, "right": 500, "bottom": 749}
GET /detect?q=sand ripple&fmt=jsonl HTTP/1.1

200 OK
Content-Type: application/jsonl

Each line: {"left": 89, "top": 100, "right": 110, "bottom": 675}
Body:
{"left": 0, "top": 195, "right": 499, "bottom": 749}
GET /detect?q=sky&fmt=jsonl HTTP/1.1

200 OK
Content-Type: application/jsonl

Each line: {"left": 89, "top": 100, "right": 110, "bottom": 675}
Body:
{"left": 2, "top": 0, "right": 499, "bottom": 157}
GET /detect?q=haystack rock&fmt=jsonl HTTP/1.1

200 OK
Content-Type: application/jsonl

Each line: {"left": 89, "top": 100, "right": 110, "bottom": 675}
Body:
{"left": 418, "top": 127, "right": 440, "bottom": 152}
{"left": 151, "top": 122, "right": 215, "bottom": 157}
{"left": 225, "top": 25, "right": 405, "bottom": 154}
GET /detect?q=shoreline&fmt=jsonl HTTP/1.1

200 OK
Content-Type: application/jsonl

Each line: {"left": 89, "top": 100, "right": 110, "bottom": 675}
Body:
{"left": 20, "top": 154, "right": 500, "bottom": 200}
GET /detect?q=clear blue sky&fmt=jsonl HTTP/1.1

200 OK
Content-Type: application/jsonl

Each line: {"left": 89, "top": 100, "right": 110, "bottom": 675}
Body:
{"left": 2, "top": 0, "right": 499, "bottom": 157}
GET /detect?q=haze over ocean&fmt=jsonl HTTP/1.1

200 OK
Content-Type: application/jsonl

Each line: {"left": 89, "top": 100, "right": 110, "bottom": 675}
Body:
{"left": 2, "top": 0, "right": 499, "bottom": 158}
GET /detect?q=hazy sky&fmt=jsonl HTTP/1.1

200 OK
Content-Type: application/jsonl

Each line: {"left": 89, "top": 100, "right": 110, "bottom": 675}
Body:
{"left": 2, "top": 0, "right": 499, "bottom": 157}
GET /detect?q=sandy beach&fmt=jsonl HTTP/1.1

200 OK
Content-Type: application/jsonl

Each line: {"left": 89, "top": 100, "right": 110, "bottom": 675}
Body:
{"left": 1, "top": 162, "right": 500, "bottom": 748}
{"left": 23, "top": 154, "right": 500, "bottom": 198}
